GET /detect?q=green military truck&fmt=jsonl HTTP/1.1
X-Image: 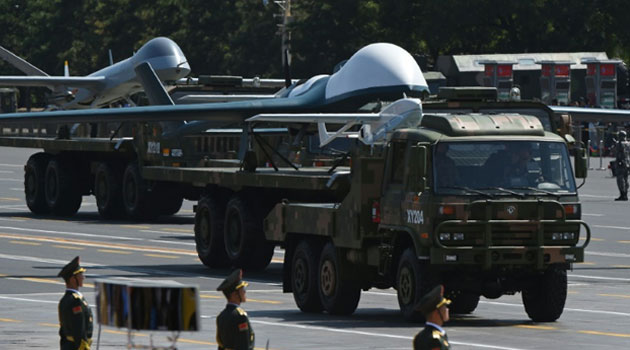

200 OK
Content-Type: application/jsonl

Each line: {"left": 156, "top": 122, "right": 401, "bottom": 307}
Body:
{"left": 137, "top": 110, "right": 590, "bottom": 322}
{"left": 253, "top": 113, "right": 589, "bottom": 322}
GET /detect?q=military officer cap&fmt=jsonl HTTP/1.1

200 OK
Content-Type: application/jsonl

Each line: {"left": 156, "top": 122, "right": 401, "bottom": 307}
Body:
{"left": 217, "top": 269, "right": 248, "bottom": 296}
{"left": 57, "top": 256, "right": 86, "bottom": 281}
{"left": 415, "top": 285, "right": 451, "bottom": 315}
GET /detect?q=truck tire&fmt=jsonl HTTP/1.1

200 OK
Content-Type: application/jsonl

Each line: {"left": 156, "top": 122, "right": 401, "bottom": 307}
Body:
{"left": 522, "top": 264, "right": 567, "bottom": 322}
{"left": 318, "top": 242, "right": 361, "bottom": 315}
{"left": 224, "top": 195, "right": 274, "bottom": 270}
{"left": 396, "top": 248, "right": 430, "bottom": 322}
{"left": 194, "top": 197, "right": 229, "bottom": 268}
{"left": 292, "top": 240, "right": 323, "bottom": 313}
{"left": 94, "top": 162, "right": 125, "bottom": 219}
{"left": 45, "top": 157, "right": 82, "bottom": 216}
{"left": 446, "top": 291, "right": 480, "bottom": 314}
{"left": 122, "top": 162, "right": 155, "bottom": 219}
{"left": 24, "top": 153, "right": 51, "bottom": 214}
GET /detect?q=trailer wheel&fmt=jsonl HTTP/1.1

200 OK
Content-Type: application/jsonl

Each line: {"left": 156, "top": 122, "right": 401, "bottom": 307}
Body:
{"left": 24, "top": 153, "right": 51, "bottom": 214}
{"left": 94, "top": 162, "right": 125, "bottom": 219}
{"left": 292, "top": 240, "right": 323, "bottom": 313}
{"left": 446, "top": 291, "right": 480, "bottom": 314}
{"left": 194, "top": 197, "right": 229, "bottom": 268}
{"left": 522, "top": 264, "right": 567, "bottom": 322}
{"left": 318, "top": 242, "right": 361, "bottom": 315}
{"left": 122, "top": 162, "right": 155, "bottom": 219}
{"left": 224, "top": 195, "right": 274, "bottom": 270}
{"left": 45, "top": 157, "right": 82, "bottom": 216}
{"left": 396, "top": 248, "right": 430, "bottom": 322}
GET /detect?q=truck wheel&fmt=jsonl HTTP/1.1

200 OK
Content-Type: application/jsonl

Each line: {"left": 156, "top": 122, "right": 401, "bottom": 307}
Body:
{"left": 224, "top": 195, "right": 274, "bottom": 270}
{"left": 194, "top": 197, "right": 229, "bottom": 268}
{"left": 94, "top": 162, "right": 124, "bottom": 219}
{"left": 446, "top": 291, "right": 480, "bottom": 314}
{"left": 292, "top": 240, "right": 323, "bottom": 313}
{"left": 318, "top": 242, "right": 361, "bottom": 315}
{"left": 122, "top": 162, "right": 155, "bottom": 219}
{"left": 522, "top": 264, "right": 567, "bottom": 322}
{"left": 45, "top": 157, "right": 82, "bottom": 216}
{"left": 24, "top": 153, "right": 51, "bottom": 214}
{"left": 396, "top": 248, "right": 430, "bottom": 322}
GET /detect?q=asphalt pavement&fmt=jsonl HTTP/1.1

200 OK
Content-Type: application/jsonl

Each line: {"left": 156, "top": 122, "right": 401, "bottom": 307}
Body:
{"left": 0, "top": 147, "right": 629, "bottom": 349}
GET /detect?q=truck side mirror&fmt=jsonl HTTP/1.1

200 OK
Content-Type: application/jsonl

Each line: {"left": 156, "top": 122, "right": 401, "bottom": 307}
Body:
{"left": 408, "top": 144, "right": 428, "bottom": 192}
{"left": 574, "top": 145, "right": 588, "bottom": 179}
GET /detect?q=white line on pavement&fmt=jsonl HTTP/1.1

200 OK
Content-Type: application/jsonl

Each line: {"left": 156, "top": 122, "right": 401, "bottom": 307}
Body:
{"left": 480, "top": 301, "right": 630, "bottom": 317}
{"left": 0, "top": 295, "right": 57, "bottom": 304}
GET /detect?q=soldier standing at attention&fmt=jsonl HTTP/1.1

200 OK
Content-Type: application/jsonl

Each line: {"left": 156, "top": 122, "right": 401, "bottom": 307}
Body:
{"left": 216, "top": 269, "right": 254, "bottom": 350}
{"left": 413, "top": 285, "right": 452, "bottom": 350}
{"left": 58, "top": 256, "right": 93, "bottom": 350}
{"left": 615, "top": 130, "right": 630, "bottom": 201}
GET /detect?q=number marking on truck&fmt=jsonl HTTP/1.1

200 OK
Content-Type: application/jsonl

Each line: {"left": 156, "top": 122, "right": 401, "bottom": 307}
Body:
{"left": 406, "top": 209, "right": 424, "bottom": 224}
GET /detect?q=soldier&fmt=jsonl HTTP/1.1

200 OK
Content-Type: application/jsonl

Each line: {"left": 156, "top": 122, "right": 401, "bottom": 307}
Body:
{"left": 614, "top": 130, "right": 630, "bottom": 201}
{"left": 216, "top": 269, "right": 254, "bottom": 350}
{"left": 57, "top": 256, "right": 93, "bottom": 350}
{"left": 413, "top": 285, "right": 451, "bottom": 350}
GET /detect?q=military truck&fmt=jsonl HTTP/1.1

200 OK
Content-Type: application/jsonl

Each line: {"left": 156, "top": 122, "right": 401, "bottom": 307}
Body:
{"left": 126, "top": 109, "right": 589, "bottom": 322}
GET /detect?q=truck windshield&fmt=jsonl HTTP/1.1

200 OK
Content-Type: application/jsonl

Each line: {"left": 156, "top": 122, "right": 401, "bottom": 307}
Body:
{"left": 433, "top": 141, "right": 576, "bottom": 195}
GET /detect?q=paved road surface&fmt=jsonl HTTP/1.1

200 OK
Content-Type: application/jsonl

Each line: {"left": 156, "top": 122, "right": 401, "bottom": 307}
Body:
{"left": 0, "top": 147, "right": 628, "bottom": 349}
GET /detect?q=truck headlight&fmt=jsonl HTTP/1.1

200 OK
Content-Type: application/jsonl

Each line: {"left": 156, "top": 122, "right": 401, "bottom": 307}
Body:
{"left": 439, "top": 233, "right": 451, "bottom": 241}
{"left": 552, "top": 232, "right": 576, "bottom": 240}
{"left": 452, "top": 233, "right": 465, "bottom": 240}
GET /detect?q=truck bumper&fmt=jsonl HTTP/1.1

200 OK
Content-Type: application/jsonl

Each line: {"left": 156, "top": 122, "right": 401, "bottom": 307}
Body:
{"left": 430, "top": 245, "right": 585, "bottom": 270}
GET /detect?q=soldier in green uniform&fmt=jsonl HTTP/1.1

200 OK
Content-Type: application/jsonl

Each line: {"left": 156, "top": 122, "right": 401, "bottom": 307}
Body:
{"left": 413, "top": 285, "right": 452, "bottom": 350}
{"left": 57, "top": 256, "right": 93, "bottom": 350}
{"left": 215, "top": 269, "right": 255, "bottom": 350}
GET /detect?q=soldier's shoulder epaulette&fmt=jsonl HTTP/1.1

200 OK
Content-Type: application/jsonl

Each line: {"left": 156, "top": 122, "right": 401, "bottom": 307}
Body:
{"left": 236, "top": 307, "right": 247, "bottom": 316}
{"left": 432, "top": 330, "right": 442, "bottom": 339}
{"left": 72, "top": 293, "right": 81, "bottom": 299}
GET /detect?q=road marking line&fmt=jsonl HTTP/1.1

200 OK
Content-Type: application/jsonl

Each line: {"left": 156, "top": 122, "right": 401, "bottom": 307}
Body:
{"left": 598, "top": 293, "right": 630, "bottom": 299}
{"left": 144, "top": 253, "right": 179, "bottom": 259}
{"left": 578, "top": 330, "right": 630, "bottom": 338}
{"left": 587, "top": 250, "right": 630, "bottom": 258}
{"left": 98, "top": 249, "right": 132, "bottom": 254}
{"left": 580, "top": 261, "right": 596, "bottom": 265}
{"left": 0, "top": 163, "right": 23, "bottom": 167}
{"left": 592, "top": 224, "right": 630, "bottom": 230}
{"left": 240, "top": 319, "right": 527, "bottom": 350}
{"left": 618, "top": 240, "right": 630, "bottom": 244}
{"left": 200, "top": 294, "right": 282, "bottom": 304}
{"left": 0, "top": 178, "right": 23, "bottom": 182}
{"left": 570, "top": 274, "right": 630, "bottom": 282}
{"left": 0, "top": 217, "right": 27, "bottom": 222}
{"left": 0, "top": 318, "right": 21, "bottom": 323}
{"left": 0, "top": 232, "right": 197, "bottom": 256}
{"left": 582, "top": 213, "right": 604, "bottom": 216}
{"left": 513, "top": 324, "right": 556, "bottom": 330}
{"left": 10, "top": 240, "right": 41, "bottom": 246}
{"left": 480, "top": 301, "right": 630, "bottom": 317}
{"left": 161, "top": 228, "right": 193, "bottom": 233}
{"left": 52, "top": 245, "right": 84, "bottom": 250}
{"left": 0, "top": 296, "right": 58, "bottom": 304}
{"left": 0, "top": 197, "right": 20, "bottom": 201}
{"left": 39, "top": 322, "right": 58, "bottom": 327}
{"left": 120, "top": 225, "right": 151, "bottom": 229}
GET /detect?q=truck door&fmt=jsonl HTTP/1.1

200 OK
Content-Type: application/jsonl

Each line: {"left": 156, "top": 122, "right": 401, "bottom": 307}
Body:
{"left": 380, "top": 140, "right": 407, "bottom": 226}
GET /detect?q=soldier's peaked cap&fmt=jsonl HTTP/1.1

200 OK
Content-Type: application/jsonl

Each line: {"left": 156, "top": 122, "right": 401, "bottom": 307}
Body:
{"left": 415, "top": 285, "right": 451, "bottom": 315}
{"left": 57, "top": 256, "right": 86, "bottom": 280}
{"left": 216, "top": 269, "right": 248, "bottom": 294}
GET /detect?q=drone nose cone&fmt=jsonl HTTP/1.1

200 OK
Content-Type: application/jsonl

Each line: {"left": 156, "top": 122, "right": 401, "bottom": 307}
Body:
{"left": 135, "top": 37, "right": 187, "bottom": 63}
{"left": 325, "top": 43, "right": 428, "bottom": 102}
